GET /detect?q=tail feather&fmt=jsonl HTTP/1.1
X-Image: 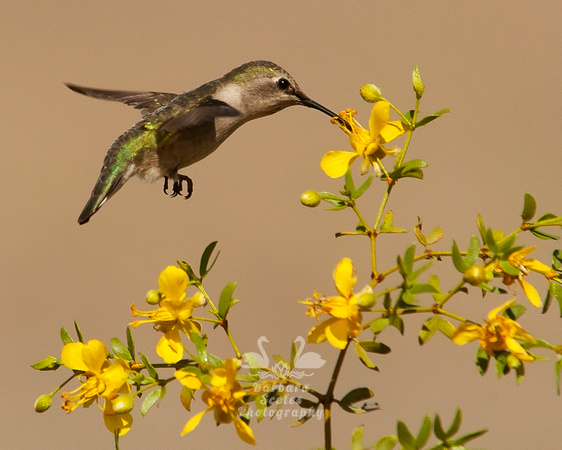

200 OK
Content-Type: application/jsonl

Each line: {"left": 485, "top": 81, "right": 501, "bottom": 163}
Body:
{"left": 78, "top": 172, "right": 126, "bottom": 224}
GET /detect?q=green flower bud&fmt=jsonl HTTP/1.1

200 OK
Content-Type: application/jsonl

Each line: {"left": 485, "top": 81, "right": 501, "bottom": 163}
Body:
{"left": 357, "top": 292, "right": 377, "bottom": 309}
{"left": 412, "top": 66, "right": 425, "bottom": 99}
{"left": 34, "top": 394, "right": 53, "bottom": 413}
{"left": 111, "top": 395, "right": 134, "bottom": 414}
{"left": 463, "top": 265, "right": 490, "bottom": 286}
{"left": 300, "top": 190, "right": 322, "bottom": 208}
{"left": 360, "top": 84, "right": 383, "bottom": 103}
{"left": 146, "top": 289, "right": 161, "bottom": 305}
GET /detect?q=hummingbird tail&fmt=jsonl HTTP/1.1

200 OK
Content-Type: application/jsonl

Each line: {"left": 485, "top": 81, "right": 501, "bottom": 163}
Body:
{"left": 78, "top": 172, "right": 127, "bottom": 224}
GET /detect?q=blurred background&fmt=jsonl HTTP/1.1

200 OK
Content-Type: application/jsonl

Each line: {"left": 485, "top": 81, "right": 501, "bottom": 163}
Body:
{"left": 2, "top": 1, "right": 560, "bottom": 449}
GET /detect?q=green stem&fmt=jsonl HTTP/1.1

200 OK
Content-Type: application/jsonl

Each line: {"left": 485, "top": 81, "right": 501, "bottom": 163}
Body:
{"left": 324, "top": 342, "right": 350, "bottom": 450}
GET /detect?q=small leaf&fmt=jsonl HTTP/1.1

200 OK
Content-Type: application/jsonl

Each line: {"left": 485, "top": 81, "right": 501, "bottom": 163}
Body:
{"left": 110, "top": 338, "right": 132, "bottom": 360}
{"left": 451, "top": 240, "right": 466, "bottom": 273}
{"left": 340, "top": 387, "right": 375, "bottom": 412}
{"left": 555, "top": 356, "right": 562, "bottom": 395}
{"left": 373, "top": 435, "right": 399, "bottom": 450}
{"left": 199, "top": 241, "right": 220, "bottom": 279}
{"left": 351, "top": 425, "right": 365, "bottom": 450}
{"left": 426, "top": 227, "right": 444, "bottom": 245}
{"left": 433, "top": 413, "right": 446, "bottom": 440}
{"left": 521, "top": 193, "right": 537, "bottom": 222}
{"left": 60, "top": 327, "right": 73, "bottom": 345}
{"left": 475, "top": 347, "right": 490, "bottom": 375}
{"left": 359, "top": 340, "right": 391, "bottom": 354}
{"left": 415, "top": 415, "right": 432, "bottom": 447}
{"left": 139, "top": 353, "right": 158, "bottom": 380}
{"left": 126, "top": 326, "right": 135, "bottom": 361}
{"left": 218, "top": 281, "right": 238, "bottom": 318}
{"left": 397, "top": 420, "right": 416, "bottom": 449}
{"left": 355, "top": 175, "right": 374, "bottom": 198}
{"left": 415, "top": 109, "right": 450, "bottom": 128}
{"left": 355, "top": 340, "right": 379, "bottom": 371}
{"left": 177, "top": 260, "right": 199, "bottom": 282}
{"left": 31, "top": 356, "right": 62, "bottom": 371}
{"left": 141, "top": 387, "right": 164, "bottom": 416}
{"left": 446, "top": 408, "right": 462, "bottom": 436}
{"left": 74, "top": 321, "right": 84, "bottom": 343}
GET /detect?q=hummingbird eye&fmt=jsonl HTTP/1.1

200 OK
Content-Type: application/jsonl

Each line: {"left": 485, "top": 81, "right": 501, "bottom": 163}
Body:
{"left": 277, "top": 78, "right": 291, "bottom": 90}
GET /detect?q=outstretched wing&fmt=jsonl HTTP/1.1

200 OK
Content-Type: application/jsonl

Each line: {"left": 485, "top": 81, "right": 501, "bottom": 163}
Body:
{"left": 160, "top": 98, "right": 241, "bottom": 131}
{"left": 65, "top": 82, "right": 178, "bottom": 116}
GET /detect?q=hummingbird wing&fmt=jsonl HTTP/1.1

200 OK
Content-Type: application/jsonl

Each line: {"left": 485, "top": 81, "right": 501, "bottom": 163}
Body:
{"left": 160, "top": 98, "right": 241, "bottom": 132}
{"left": 65, "top": 83, "right": 178, "bottom": 116}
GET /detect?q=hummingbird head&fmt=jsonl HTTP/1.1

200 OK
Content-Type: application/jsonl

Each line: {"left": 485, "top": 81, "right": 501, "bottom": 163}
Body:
{"left": 217, "top": 60, "right": 341, "bottom": 122}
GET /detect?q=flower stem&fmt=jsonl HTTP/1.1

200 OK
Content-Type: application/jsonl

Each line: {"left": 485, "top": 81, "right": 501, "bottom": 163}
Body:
{"left": 323, "top": 341, "right": 350, "bottom": 450}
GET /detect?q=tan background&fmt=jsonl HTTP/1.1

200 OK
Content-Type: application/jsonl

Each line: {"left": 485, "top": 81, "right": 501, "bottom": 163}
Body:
{"left": 2, "top": 1, "right": 561, "bottom": 449}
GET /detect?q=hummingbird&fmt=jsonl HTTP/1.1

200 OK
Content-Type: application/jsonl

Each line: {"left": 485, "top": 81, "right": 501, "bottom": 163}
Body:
{"left": 66, "top": 60, "right": 342, "bottom": 224}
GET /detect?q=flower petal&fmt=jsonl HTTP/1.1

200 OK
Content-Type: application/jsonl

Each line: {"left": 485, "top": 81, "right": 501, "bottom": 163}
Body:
{"left": 61, "top": 342, "right": 89, "bottom": 372}
{"left": 181, "top": 410, "right": 207, "bottom": 436}
{"left": 158, "top": 266, "right": 188, "bottom": 303}
{"left": 519, "top": 278, "right": 542, "bottom": 307}
{"left": 380, "top": 121, "right": 405, "bottom": 143}
{"left": 234, "top": 417, "right": 257, "bottom": 445}
{"left": 452, "top": 323, "right": 482, "bottom": 345}
{"left": 333, "top": 257, "right": 357, "bottom": 299}
{"left": 324, "top": 318, "right": 349, "bottom": 349}
{"left": 320, "top": 151, "right": 357, "bottom": 178}
{"left": 156, "top": 328, "right": 184, "bottom": 363}
{"left": 307, "top": 321, "right": 330, "bottom": 344}
{"left": 369, "top": 101, "right": 390, "bottom": 139}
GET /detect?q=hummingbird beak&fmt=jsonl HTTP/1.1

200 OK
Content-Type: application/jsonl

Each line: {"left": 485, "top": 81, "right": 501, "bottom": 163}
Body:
{"left": 300, "top": 96, "right": 351, "bottom": 131}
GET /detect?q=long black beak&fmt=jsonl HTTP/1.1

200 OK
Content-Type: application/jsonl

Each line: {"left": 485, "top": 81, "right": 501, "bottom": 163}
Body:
{"left": 300, "top": 96, "right": 351, "bottom": 131}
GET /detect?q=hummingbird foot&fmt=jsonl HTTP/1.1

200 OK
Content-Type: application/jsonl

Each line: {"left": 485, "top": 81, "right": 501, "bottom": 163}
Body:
{"left": 163, "top": 175, "right": 193, "bottom": 199}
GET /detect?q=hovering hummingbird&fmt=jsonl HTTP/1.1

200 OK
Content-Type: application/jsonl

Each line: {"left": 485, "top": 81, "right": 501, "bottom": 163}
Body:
{"left": 66, "top": 60, "right": 342, "bottom": 224}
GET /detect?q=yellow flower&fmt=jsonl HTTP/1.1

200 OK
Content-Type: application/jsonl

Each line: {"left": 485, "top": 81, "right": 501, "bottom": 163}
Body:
{"left": 300, "top": 258, "right": 366, "bottom": 349}
{"left": 486, "top": 246, "right": 556, "bottom": 307}
{"left": 452, "top": 300, "right": 536, "bottom": 363}
{"left": 103, "top": 398, "right": 133, "bottom": 436}
{"left": 131, "top": 266, "right": 203, "bottom": 363}
{"left": 321, "top": 102, "right": 405, "bottom": 178}
{"left": 60, "top": 340, "right": 131, "bottom": 413}
{"left": 177, "top": 359, "right": 256, "bottom": 445}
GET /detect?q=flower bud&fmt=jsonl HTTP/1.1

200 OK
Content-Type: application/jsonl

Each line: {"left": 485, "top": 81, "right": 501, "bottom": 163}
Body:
{"left": 360, "top": 84, "right": 383, "bottom": 103}
{"left": 146, "top": 289, "right": 161, "bottom": 305}
{"left": 463, "top": 265, "right": 490, "bottom": 286}
{"left": 300, "top": 190, "right": 321, "bottom": 208}
{"left": 191, "top": 292, "right": 207, "bottom": 308}
{"left": 111, "top": 395, "right": 134, "bottom": 415}
{"left": 34, "top": 394, "right": 53, "bottom": 413}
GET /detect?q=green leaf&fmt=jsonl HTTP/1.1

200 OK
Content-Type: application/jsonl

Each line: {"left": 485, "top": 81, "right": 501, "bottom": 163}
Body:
{"left": 344, "top": 167, "right": 357, "bottom": 197}
{"left": 521, "top": 193, "right": 537, "bottom": 222}
{"left": 126, "top": 326, "right": 135, "bottom": 361}
{"left": 433, "top": 413, "right": 447, "bottom": 440}
{"left": 373, "top": 435, "right": 399, "bottom": 450}
{"left": 110, "top": 337, "right": 132, "bottom": 360}
{"left": 177, "top": 260, "right": 199, "bottom": 282}
{"left": 419, "top": 317, "right": 439, "bottom": 345}
{"left": 340, "top": 387, "right": 375, "bottom": 406}
{"left": 350, "top": 425, "right": 364, "bottom": 450}
{"left": 355, "top": 174, "right": 374, "bottom": 199}
{"left": 426, "top": 227, "right": 444, "bottom": 245}
{"left": 359, "top": 340, "right": 391, "bottom": 354}
{"left": 60, "top": 326, "right": 73, "bottom": 345}
{"left": 530, "top": 227, "right": 560, "bottom": 240}
{"left": 450, "top": 428, "right": 488, "bottom": 446}
{"left": 415, "top": 109, "right": 450, "bottom": 128}
{"left": 397, "top": 420, "right": 416, "bottom": 449}
{"left": 503, "top": 303, "right": 526, "bottom": 320}
{"left": 141, "top": 387, "right": 165, "bottom": 416}
{"left": 74, "top": 321, "right": 84, "bottom": 343}
{"left": 218, "top": 281, "right": 238, "bottom": 318}
{"left": 199, "top": 241, "right": 220, "bottom": 280}
{"left": 355, "top": 340, "right": 379, "bottom": 371}
{"left": 475, "top": 347, "right": 490, "bottom": 375}
{"left": 446, "top": 408, "right": 462, "bottom": 436}
{"left": 451, "top": 240, "right": 466, "bottom": 273}
{"left": 380, "top": 210, "right": 408, "bottom": 234}
{"left": 139, "top": 353, "right": 158, "bottom": 380}
{"left": 389, "top": 159, "right": 428, "bottom": 181}
{"left": 371, "top": 317, "right": 391, "bottom": 334}
{"left": 416, "top": 415, "right": 432, "bottom": 448}
{"left": 31, "top": 356, "right": 62, "bottom": 371}
{"left": 476, "top": 214, "right": 487, "bottom": 245}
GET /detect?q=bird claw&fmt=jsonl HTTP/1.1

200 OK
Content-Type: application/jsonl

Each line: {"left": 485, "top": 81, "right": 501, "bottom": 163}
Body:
{"left": 163, "top": 175, "right": 193, "bottom": 199}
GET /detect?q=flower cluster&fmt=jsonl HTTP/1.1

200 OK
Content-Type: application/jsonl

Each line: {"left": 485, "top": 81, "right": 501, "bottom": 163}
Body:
{"left": 60, "top": 339, "right": 132, "bottom": 436}
{"left": 452, "top": 300, "right": 536, "bottom": 364}
{"left": 320, "top": 102, "right": 405, "bottom": 178}
{"left": 176, "top": 359, "right": 256, "bottom": 445}
{"left": 130, "top": 266, "right": 204, "bottom": 363}
{"left": 301, "top": 258, "right": 371, "bottom": 349}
